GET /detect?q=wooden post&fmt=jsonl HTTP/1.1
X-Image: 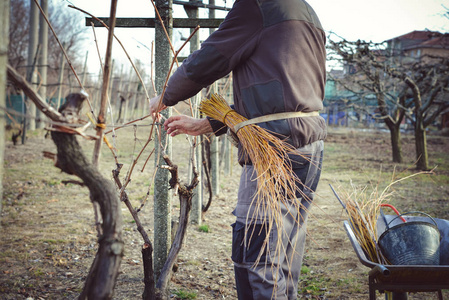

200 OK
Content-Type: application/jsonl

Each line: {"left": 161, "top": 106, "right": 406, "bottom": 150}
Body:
{"left": 184, "top": 1, "right": 202, "bottom": 225}
{"left": 208, "top": 84, "right": 220, "bottom": 196}
{"left": 0, "top": 0, "right": 10, "bottom": 221}
{"left": 224, "top": 137, "right": 230, "bottom": 175}
{"left": 22, "top": 45, "right": 40, "bottom": 144}
{"left": 56, "top": 43, "right": 66, "bottom": 110}
{"left": 26, "top": 0, "right": 39, "bottom": 132}
{"left": 130, "top": 84, "right": 138, "bottom": 120}
{"left": 208, "top": 4, "right": 220, "bottom": 196}
{"left": 81, "top": 51, "right": 89, "bottom": 86}
{"left": 92, "top": 0, "right": 118, "bottom": 167}
{"left": 153, "top": 0, "right": 173, "bottom": 282}
{"left": 123, "top": 66, "right": 131, "bottom": 123}
{"left": 36, "top": 0, "right": 48, "bottom": 129}
{"left": 191, "top": 94, "right": 202, "bottom": 225}
{"left": 115, "top": 64, "right": 124, "bottom": 121}
{"left": 107, "top": 58, "right": 115, "bottom": 115}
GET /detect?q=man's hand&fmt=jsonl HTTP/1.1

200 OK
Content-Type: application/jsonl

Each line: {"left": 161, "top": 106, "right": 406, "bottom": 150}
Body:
{"left": 149, "top": 95, "right": 167, "bottom": 121}
{"left": 164, "top": 115, "right": 213, "bottom": 137}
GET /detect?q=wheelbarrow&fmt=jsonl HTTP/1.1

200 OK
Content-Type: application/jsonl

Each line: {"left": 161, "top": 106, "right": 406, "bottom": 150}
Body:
{"left": 344, "top": 214, "right": 449, "bottom": 300}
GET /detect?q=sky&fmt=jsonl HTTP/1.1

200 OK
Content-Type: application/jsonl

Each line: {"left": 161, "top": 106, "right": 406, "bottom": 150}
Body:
{"left": 60, "top": 0, "right": 449, "bottom": 75}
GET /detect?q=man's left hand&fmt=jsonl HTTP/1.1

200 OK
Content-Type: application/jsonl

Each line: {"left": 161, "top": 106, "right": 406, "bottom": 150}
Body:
{"left": 164, "top": 115, "right": 213, "bottom": 137}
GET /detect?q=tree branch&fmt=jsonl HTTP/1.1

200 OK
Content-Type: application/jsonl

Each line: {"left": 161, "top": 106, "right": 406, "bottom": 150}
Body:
{"left": 7, "top": 64, "right": 66, "bottom": 123}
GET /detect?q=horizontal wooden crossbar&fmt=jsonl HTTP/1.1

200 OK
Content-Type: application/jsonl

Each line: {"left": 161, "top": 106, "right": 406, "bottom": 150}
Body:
{"left": 86, "top": 17, "right": 224, "bottom": 28}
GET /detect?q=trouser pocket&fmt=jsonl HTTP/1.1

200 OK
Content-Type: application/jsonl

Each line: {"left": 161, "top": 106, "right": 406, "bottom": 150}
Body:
{"left": 231, "top": 222, "right": 245, "bottom": 263}
{"left": 231, "top": 221, "right": 269, "bottom": 264}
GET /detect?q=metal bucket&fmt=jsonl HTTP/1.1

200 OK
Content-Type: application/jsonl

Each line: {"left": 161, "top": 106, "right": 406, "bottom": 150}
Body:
{"left": 378, "top": 212, "right": 441, "bottom": 265}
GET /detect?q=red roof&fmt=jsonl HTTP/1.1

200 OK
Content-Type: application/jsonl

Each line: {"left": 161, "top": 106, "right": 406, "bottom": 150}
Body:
{"left": 386, "top": 30, "right": 449, "bottom": 50}
{"left": 386, "top": 30, "right": 442, "bottom": 41}
{"left": 419, "top": 34, "right": 449, "bottom": 48}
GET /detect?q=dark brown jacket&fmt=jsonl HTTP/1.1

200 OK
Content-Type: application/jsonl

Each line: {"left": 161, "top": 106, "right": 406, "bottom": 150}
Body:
{"left": 163, "top": 0, "right": 327, "bottom": 151}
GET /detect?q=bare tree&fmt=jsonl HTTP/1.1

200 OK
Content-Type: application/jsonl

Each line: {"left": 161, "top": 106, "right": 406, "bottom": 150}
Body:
{"left": 8, "top": 63, "right": 201, "bottom": 299}
{"left": 8, "top": 0, "right": 28, "bottom": 70}
{"left": 328, "top": 38, "right": 408, "bottom": 163}
{"left": 328, "top": 35, "right": 449, "bottom": 170}
{"left": 7, "top": 65, "right": 124, "bottom": 298}
{"left": 8, "top": 0, "right": 87, "bottom": 92}
{"left": 399, "top": 53, "right": 449, "bottom": 170}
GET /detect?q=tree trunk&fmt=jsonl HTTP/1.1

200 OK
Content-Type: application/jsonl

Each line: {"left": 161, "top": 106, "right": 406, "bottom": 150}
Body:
{"left": 142, "top": 243, "right": 155, "bottom": 300}
{"left": 50, "top": 93, "right": 124, "bottom": 299}
{"left": 389, "top": 123, "right": 403, "bottom": 163}
{"left": 375, "top": 86, "right": 403, "bottom": 164}
{"left": 53, "top": 130, "right": 124, "bottom": 299}
{"left": 415, "top": 117, "right": 429, "bottom": 170}
{"left": 404, "top": 78, "right": 429, "bottom": 171}
{"left": 0, "top": 0, "right": 10, "bottom": 222}
{"left": 155, "top": 155, "right": 198, "bottom": 299}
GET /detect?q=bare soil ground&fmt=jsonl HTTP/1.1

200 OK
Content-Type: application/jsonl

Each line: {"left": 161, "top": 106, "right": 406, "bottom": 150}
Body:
{"left": 1, "top": 126, "right": 448, "bottom": 299}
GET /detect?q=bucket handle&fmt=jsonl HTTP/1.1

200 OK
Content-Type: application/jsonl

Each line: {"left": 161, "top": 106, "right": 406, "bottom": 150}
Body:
{"left": 387, "top": 211, "right": 438, "bottom": 228}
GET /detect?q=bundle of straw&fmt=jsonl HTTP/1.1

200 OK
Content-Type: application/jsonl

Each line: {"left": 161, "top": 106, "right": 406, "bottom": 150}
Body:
{"left": 199, "top": 94, "right": 311, "bottom": 264}
{"left": 335, "top": 170, "right": 433, "bottom": 264}
{"left": 336, "top": 183, "right": 389, "bottom": 264}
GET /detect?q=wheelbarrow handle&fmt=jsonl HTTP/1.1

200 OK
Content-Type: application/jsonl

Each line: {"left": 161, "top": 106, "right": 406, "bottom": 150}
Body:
{"left": 379, "top": 204, "right": 407, "bottom": 222}
{"left": 369, "top": 264, "right": 390, "bottom": 277}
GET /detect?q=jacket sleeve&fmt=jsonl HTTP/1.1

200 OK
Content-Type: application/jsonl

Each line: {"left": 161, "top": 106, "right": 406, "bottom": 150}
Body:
{"left": 207, "top": 117, "right": 227, "bottom": 136}
{"left": 162, "top": 0, "right": 262, "bottom": 106}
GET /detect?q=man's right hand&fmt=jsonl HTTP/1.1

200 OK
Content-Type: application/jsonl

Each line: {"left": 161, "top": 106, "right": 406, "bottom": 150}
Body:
{"left": 164, "top": 115, "right": 213, "bottom": 137}
{"left": 149, "top": 95, "right": 167, "bottom": 122}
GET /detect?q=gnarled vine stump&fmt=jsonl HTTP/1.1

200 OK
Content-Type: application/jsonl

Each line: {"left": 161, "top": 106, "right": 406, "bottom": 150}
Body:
{"left": 51, "top": 93, "right": 124, "bottom": 299}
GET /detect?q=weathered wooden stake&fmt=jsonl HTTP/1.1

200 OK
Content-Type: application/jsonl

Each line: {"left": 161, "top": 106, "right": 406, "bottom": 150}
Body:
{"left": 26, "top": 0, "right": 39, "bottom": 132}
{"left": 92, "top": 0, "right": 118, "bottom": 167}
{"left": 36, "top": 0, "right": 48, "bottom": 129}
{"left": 81, "top": 51, "right": 89, "bottom": 86}
{"left": 56, "top": 43, "right": 66, "bottom": 110}
{"left": 0, "top": 0, "right": 10, "bottom": 222}
{"left": 184, "top": 2, "right": 203, "bottom": 225}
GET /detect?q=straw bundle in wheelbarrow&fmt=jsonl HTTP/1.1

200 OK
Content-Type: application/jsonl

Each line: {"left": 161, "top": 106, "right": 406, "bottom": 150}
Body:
{"left": 332, "top": 170, "right": 434, "bottom": 265}
{"left": 199, "top": 93, "right": 310, "bottom": 264}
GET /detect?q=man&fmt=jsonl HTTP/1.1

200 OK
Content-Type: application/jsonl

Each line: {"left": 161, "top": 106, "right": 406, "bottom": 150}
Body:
{"left": 149, "top": 0, "right": 326, "bottom": 298}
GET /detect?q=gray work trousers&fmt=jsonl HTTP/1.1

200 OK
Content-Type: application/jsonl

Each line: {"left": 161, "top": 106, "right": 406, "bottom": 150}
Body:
{"left": 231, "top": 140, "right": 324, "bottom": 300}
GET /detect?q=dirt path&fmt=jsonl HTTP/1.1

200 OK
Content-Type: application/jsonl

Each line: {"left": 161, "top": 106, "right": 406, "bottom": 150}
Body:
{"left": 1, "top": 127, "right": 448, "bottom": 299}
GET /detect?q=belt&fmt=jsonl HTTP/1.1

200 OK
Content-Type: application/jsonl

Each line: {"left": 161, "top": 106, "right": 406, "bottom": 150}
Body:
{"left": 233, "top": 111, "right": 320, "bottom": 133}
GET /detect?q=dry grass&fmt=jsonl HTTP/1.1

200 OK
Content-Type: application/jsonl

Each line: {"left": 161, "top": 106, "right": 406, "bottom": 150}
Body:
{"left": 332, "top": 169, "right": 434, "bottom": 264}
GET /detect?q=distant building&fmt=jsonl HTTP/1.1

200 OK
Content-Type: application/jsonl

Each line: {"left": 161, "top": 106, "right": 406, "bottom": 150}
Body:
{"left": 385, "top": 30, "right": 449, "bottom": 129}
{"left": 385, "top": 30, "right": 449, "bottom": 64}
{"left": 325, "top": 30, "right": 449, "bottom": 129}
